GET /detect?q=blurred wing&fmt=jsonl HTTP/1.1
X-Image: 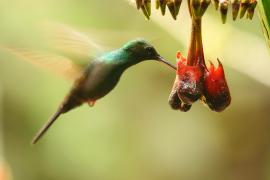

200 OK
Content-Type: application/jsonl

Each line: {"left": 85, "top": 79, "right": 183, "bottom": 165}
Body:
{"left": 42, "top": 22, "right": 162, "bottom": 61}
{"left": 42, "top": 22, "right": 107, "bottom": 64}
{"left": 3, "top": 21, "right": 165, "bottom": 81}
{"left": 4, "top": 48, "right": 83, "bottom": 81}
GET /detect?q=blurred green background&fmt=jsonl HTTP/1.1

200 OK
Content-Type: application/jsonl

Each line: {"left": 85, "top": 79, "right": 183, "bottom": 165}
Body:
{"left": 0, "top": 0, "right": 270, "bottom": 180}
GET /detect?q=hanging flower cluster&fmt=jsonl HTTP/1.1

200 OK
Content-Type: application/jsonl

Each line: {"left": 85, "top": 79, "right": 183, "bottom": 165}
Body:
{"left": 134, "top": 0, "right": 257, "bottom": 112}
{"left": 169, "top": 52, "right": 231, "bottom": 112}
{"left": 167, "top": 0, "right": 231, "bottom": 112}
{"left": 135, "top": 0, "right": 257, "bottom": 23}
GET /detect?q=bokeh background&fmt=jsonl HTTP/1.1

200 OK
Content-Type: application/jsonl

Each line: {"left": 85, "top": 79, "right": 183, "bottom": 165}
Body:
{"left": 0, "top": 0, "right": 270, "bottom": 180}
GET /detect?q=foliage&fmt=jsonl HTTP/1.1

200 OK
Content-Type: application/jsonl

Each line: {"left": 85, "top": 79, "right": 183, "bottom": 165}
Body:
{"left": 259, "top": 0, "right": 270, "bottom": 51}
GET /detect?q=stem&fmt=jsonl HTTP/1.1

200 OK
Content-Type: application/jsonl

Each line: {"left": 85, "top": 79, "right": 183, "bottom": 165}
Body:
{"left": 186, "top": 16, "right": 207, "bottom": 67}
{"left": 187, "top": 0, "right": 192, "bottom": 17}
{"left": 186, "top": 0, "right": 206, "bottom": 66}
{"left": 186, "top": 0, "right": 195, "bottom": 66}
{"left": 186, "top": 19, "right": 197, "bottom": 65}
{"left": 259, "top": 0, "right": 270, "bottom": 52}
{"left": 195, "top": 18, "right": 206, "bottom": 66}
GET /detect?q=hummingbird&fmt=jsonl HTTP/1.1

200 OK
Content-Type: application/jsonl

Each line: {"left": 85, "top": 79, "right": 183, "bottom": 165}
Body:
{"left": 4, "top": 24, "right": 176, "bottom": 144}
{"left": 31, "top": 39, "right": 175, "bottom": 144}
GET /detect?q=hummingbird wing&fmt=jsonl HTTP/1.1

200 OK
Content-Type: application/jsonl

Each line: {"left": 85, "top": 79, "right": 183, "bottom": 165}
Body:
{"left": 2, "top": 23, "right": 107, "bottom": 81}
{"left": 4, "top": 47, "right": 83, "bottom": 81}
{"left": 42, "top": 22, "right": 106, "bottom": 62}
{"left": 41, "top": 22, "right": 161, "bottom": 63}
{"left": 1, "top": 24, "right": 117, "bottom": 81}
{"left": 3, "top": 22, "right": 160, "bottom": 81}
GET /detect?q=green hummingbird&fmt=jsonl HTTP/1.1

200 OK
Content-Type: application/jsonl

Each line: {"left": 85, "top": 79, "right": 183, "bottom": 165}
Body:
{"left": 5, "top": 24, "right": 176, "bottom": 144}
{"left": 31, "top": 39, "right": 175, "bottom": 144}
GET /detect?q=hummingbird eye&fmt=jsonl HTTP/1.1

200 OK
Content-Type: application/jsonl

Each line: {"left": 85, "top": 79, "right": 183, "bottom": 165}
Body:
{"left": 145, "top": 46, "right": 156, "bottom": 56}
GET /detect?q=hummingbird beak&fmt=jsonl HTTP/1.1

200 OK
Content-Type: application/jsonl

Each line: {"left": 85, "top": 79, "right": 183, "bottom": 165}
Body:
{"left": 156, "top": 55, "right": 177, "bottom": 70}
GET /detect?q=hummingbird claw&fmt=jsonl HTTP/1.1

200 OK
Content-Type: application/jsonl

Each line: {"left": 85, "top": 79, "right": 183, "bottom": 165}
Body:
{"left": 88, "top": 100, "right": 96, "bottom": 107}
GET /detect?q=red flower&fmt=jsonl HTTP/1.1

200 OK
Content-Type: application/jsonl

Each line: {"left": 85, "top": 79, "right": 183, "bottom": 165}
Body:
{"left": 176, "top": 52, "right": 204, "bottom": 104}
{"left": 203, "top": 59, "right": 231, "bottom": 112}
{"left": 169, "top": 74, "right": 192, "bottom": 112}
{"left": 169, "top": 52, "right": 231, "bottom": 112}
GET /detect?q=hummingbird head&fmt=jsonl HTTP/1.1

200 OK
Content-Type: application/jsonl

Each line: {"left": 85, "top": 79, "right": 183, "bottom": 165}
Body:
{"left": 122, "top": 39, "right": 176, "bottom": 70}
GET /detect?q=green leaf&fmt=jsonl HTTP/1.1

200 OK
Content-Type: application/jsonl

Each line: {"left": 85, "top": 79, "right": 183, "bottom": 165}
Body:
{"left": 259, "top": 0, "right": 270, "bottom": 51}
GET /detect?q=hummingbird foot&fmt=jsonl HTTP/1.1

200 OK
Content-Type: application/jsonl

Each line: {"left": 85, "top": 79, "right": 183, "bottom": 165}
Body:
{"left": 88, "top": 100, "right": 96, "bottom": 107}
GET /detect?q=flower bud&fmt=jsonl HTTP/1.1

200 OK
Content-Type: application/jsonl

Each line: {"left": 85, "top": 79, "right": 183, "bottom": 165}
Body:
{"left": 174, "top": 0, "right": 182, "bottom": 16}
{"left": 191, "top": 0, "right": 201, "bottom": 17}
{"left": 141, "top": 6, "right": 150, "bottom": 20}
{"left": 176, "top": 52, "right": 204, "bottom": 104}
{"left": 203, "top": 59, "right": 231, "bottom": 112}
{"left": 156, "top": 0, "right": 160, "bottom": 9}
{"left": 200, "top": 0, "right": 211, "bottom": 16}
{"left": 145, "top": 0, "right": 152, "bottom": 15}
{"left": 239, "top": 0, "right": 249, "bottom": 18}
{"left": 159, "top": 0, "right": 167, "bottom": 15}
{"left": 219, "top": 0, "right": 229, "bottom": 24}
{"left": 167, "top": 0, "right": 177, "bottom": 20}
{"left": 141, "top": 0, "right": 151, "bottom": 20}
{"left": 232, "top": 0, "right": 240, "bottom": 20}
{"left": 213, "top": 0, "right": 219, "bottom": 10}
{"left": 246, "top": 0, "right": 257, "bottom": 20}
{"left": 135, "top": 0, "right": 143, "bottom": 9}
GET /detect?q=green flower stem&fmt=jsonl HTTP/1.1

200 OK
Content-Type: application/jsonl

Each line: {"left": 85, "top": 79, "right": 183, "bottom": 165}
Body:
{"left": 187, "top": 19, "right": 198, "bottom": 65}
{"left": 259, "top": 0, "right": 270, "bottom": 51}
{"left": 187, "top": 0, "right": 192, "bottom": 17}
{"left": 187, "top": 17, "right": 204, "bottom": 66}
{"left": 186, "top": 0, "right": 195, "bottom": 65}
{"left": 186, "top": 0, "right": 205, "bottom": 66}
{"left": 195, "top": 18, "right": 206, "bottom": 66}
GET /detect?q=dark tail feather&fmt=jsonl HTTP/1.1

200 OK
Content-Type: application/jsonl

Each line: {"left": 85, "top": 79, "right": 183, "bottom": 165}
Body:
{"left": 31, "top": 108, "right": 63, "bottom": 145}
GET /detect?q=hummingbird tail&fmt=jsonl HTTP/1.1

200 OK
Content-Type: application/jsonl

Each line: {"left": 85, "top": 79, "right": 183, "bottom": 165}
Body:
{"left": 31, "top": 92, "right": 84, "bottom": 145}
{"left": 31, "top": 108, "right": 63, "bottom": 145}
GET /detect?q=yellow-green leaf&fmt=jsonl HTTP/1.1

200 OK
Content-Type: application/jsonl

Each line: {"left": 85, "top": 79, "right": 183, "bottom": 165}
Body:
{"left": 259, "top": 0, "right": 270, "bottom": 52}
